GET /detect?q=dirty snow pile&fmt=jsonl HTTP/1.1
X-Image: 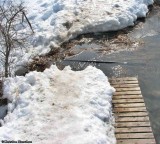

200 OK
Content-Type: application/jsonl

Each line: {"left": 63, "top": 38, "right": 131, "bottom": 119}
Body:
{"left": 0, "top": 66, "right": 116, "bottom": 144}
{"left": 25, "top": 0, "right": 153, "bottom": 53}
{"left": 12, "top": 0, "right": 153, "bottom": 67}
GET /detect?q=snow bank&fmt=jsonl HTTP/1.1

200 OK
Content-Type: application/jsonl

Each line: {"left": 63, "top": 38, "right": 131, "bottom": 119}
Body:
{"left": 0, "top": 66, "right": 116, "bottom": 144}
{"left": 24, "top": 0, "right": 153, "bottom": 54}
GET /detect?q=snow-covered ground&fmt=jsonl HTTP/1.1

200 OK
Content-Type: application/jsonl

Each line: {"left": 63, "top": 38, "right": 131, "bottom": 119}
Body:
{"left": 0, "top": 66, "right": 115, "bottom": 144}
{"left": 0, "top": 0, "right": 153, "bottom": 72}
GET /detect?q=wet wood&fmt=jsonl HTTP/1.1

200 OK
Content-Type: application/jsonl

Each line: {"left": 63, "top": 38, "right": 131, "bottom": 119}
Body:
{"left": 110, "top": 77, "right": 138, "bottom": 81}
{"left": 114, "top": 103, "right": 145, "bottom": 108}
{"left": 111, "top": 80, "right": 139, "bottom": 85}
{"left": 112, "top": 84, "right": 139, "bottom": 88}
{"left": 110, "top": 77, "right": 155, "bottom": 143}
{"left": 114, "top": 91, "right": 141, "bottom": 95}
{"left": 117, "top": 139, "right": 156, "bottom": 144}
{"left": 115, "top": 87, "right": 141, "bottom": 91}
{"left": 116, "top": 133, "right": 154, "bottom": 139}
{"left": 116, "top": 127, "right": 152, "bottom": 133}
{"left": 115, "top": 116, "right": 149, "bottom": 122}
{"left": 115, "top": 112, "right": 148, "bottom": 117}
{"left": 115, "top": 121, "right": 151, "bottom": 128}
{"left": 113, "top": 107, "right": 147, "bottom": 112}
{"left": 113, "top": 99, "right": 144, "bottom": 103}
{"left": 113, "top": 94, "right": 143, "bottom": 99}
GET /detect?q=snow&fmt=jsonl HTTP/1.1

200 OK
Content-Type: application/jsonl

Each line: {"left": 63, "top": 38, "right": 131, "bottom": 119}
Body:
{"left": 0, "top": 66, "right": 116, "bottom": 144}
{"left": 0, "top": 0, "right": 153, "bottom": 72}
{"left": 24, "top": 0, "right": 153, "bottom": 52}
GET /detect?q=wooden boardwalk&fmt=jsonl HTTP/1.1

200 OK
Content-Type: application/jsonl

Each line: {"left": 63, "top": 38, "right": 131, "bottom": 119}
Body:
{"left": 110, "top": 77, "right": 156, "bottom": 144}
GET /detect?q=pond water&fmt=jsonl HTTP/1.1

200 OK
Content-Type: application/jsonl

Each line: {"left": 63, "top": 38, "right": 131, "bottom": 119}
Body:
{"left": 62, "top": 6, "right": 160, "bottom": 143}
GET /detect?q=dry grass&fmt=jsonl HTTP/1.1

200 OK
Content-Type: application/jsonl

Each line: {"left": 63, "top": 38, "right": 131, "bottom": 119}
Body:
{"left": 28, "top": 46, "right": 76, "bottom": 72}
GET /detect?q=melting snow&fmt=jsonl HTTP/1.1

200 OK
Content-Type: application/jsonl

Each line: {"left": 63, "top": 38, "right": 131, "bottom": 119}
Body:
{"left": 24, "top": 0, "right": 153, "bottom": 54}
{"left": 0, "top": 66, "right": 116, "bottom": 144}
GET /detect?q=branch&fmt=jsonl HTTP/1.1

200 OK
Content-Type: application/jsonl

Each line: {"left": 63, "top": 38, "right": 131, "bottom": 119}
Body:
{"left": 22, "top": 11, "right": 34, "bottom": 33}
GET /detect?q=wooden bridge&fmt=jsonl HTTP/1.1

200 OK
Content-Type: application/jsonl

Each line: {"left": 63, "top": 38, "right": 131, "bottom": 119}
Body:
{"left": 110, "top": 77, "right": 156, "bottom": 144}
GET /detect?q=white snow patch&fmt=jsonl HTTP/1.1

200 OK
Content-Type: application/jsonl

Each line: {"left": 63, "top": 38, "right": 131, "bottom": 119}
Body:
{"left": 0, "top": 66, "right": 116, "bottom": 144}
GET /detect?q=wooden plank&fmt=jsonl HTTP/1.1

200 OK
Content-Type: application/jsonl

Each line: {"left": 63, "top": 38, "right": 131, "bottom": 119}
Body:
{"left": 110, "top": 77, "right": 138, "bottom": 81}
{"left": 111, "top": 78, "right": 138, "bottom": 81}
{"left": 113, "top": 95, "right": 143, "bottom": 99}
{"left": 114, "top": 107, "right": 147, "bottom": 112}
{"left": 117, "top": 139, "right": 156, "bottom": 144}
{"left": 115, "top": 122, "right": 151, "bottom": 128}
{"left": 109, "top": 78, "right": 138, "bottom": 83}
{"left": 111, "top": 80, "right": 139, "bottom": 85}
{"left": 115, "top": 91, "right": 141, "bottom": 95}
{"left": 113, "top": 99, "right": 144, "bottom": 103}
{"left": 115, "top": 116, "right": 149, "bottom": 122}
{"left": 116, "top": 87, "right": 141, "bottom": 92}
{"left": 112, "top": 84, "right": 139, "bottom": 88}
{"left": 115, "top": 112, "right": 148, "bottom": 117}
{"left": 111, "top": 77, "right": 155, "bottom": 142}
{"left": 116, "top": 133, "right": 154, "bottom": 139}
{"left": 114, "top": 103, "right": 145, "bottom": 108}
{"left": 115, "top": 127, "right": 152, "bottom": 133}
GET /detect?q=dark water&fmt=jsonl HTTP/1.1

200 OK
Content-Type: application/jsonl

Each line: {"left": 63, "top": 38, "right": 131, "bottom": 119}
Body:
{"left": 62, "top": 7, "right": 160, "bottom": 143}
{"left": 0, "top": 105, "right": 7, "bottom": 120}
